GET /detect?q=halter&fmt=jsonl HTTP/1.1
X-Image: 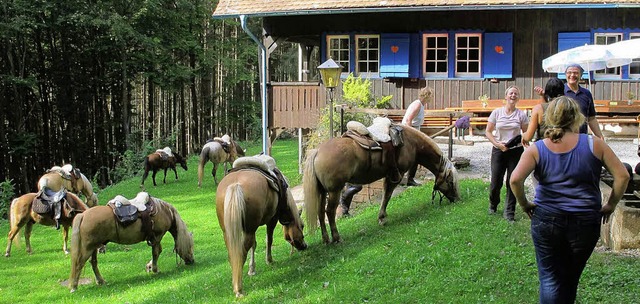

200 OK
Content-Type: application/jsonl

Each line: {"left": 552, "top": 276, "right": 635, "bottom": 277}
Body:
{"left": 431, "top": 156, "right": 452, "bottom": 204}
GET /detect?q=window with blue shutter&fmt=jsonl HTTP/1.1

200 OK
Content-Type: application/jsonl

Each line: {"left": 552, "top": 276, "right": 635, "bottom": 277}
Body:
{"left": 380, "top": 33, "right": 410, "bottom": 78}
{"left": 557, "top": 32, "right": 590, "bottom": 79}
{"left": 483, "top": 32, "right": 513, "bottom": 79}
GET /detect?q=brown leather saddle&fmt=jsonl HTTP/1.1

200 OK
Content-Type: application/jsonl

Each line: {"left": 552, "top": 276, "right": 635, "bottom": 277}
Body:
{"left": 32, "top": 189, "right": 67, "bottom": 215}
{"left": 107, "top": 198, "right": 157, "bottom": 246}
{"left": 342, "top": 125, "right": 405, "bottom": 183}
{"left": 228, "top": 165, "right": 293, "bottom": 225}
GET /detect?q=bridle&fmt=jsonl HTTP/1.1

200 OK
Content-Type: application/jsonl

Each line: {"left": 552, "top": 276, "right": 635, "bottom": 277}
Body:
{"left": 431, "top": 156, "right": 454, "bottom": 204}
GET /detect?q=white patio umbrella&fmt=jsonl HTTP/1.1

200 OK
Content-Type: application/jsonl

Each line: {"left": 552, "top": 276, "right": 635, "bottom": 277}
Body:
{"left": 606, "top": 38, "right": 640, "bottom": 60}
{"left": 542, "top": 44, "right": 632, "bottom": 88}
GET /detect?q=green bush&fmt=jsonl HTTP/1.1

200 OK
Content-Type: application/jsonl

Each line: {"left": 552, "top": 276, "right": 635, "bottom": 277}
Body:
{"left": 0, "top": 179, "right": 15, "bottom": 220}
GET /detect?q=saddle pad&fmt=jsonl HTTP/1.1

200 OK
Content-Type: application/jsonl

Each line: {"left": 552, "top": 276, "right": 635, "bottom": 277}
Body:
{"left": 343, "top": 130, "right": 382, "bottom": 150}
{"left": 31, "top": 197, "right": 51, "bottom": 214}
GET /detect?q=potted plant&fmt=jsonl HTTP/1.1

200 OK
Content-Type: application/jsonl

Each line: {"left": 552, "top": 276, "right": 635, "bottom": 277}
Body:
{"left": 627, "top": 91, "right": 636, "bottom": 105}
{"left": 478, "top": 94, "right": 489, "bottom": 108}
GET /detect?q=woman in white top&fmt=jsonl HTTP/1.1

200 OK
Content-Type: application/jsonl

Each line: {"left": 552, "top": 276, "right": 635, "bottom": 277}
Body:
{"left": 485, "top": 86, "right": 529, "bottom": 221}
{"left": 402, "top": 87, "right": 433, "bottom": 186}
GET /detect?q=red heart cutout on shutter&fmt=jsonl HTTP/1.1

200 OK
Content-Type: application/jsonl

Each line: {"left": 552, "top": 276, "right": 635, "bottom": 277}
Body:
{"left": 391, "top": 46, "right": 399, "bottom": 53}
{"left": 494, "top": 45, "right": 504, "bottom": 54}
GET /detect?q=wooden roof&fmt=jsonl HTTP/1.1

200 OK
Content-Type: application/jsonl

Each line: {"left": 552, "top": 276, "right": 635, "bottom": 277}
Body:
{"left": 213, "top": 0, "right": 640, "bottom": 18}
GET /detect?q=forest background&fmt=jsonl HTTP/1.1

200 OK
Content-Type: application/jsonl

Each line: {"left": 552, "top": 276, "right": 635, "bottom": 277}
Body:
{"left": 0, "top": 0, "right": 300, "bottom": 195}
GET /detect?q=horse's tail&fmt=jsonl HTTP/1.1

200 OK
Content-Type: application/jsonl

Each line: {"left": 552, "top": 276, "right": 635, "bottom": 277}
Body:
{"left": 197, "top": 146, "right": 210, "bottom": 187}
{"left": 9, "top": 198, "right": 20, "bottom": 246}
{"left": 303, "top": 149, "right": 321, "bottom": 234}
{"left": 69, "top": 213, "right": 85, "bottom": 288}
{"left": 223, "top": 183, "right": 246, "bottom": 282}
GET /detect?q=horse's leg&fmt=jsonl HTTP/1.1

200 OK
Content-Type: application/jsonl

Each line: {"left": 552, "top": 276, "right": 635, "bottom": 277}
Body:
{"left": 62, "top": 225, "right": 70, "bottom": 255}
{"left": 265, "top": 219, "right": 278, "bottom": 264}
{"left": 90, "top": 249, "right": 106, "bottom": 285}
{"left": 378, "top": 180, "right": 400, "bottom": 225}
{"left": 172, "top": 166, "right": 178, "bottom": 180}
{"left": 245, "top": 233, "right": 257, "bottom": 276}
{"left": 162, "top": 168, "right": 168, "bottom": 184}
{"left": 317, "top": 193, "right": 331, "bottom": 244}
{"left": 4, "top": 220, "right": 22, "bottom": 257}
{"left": 69, "top": 247, "right": 95, "bottom": 292}
{"left": 24, "top": 221, "right": 33, "bottom": 254}
{"left": 326, "top": 191, "right": 342, "bottom": 243}
{"left": 212, "top": 163, "right": 219, "bottom": 184}
{"left": 152, "top": 169, "right": 158, "bottom": 186}
{"left": 146, "top": 242, "right": 162, "bottom": 273}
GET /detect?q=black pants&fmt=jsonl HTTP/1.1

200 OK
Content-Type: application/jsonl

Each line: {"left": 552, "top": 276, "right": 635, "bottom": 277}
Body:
{"left": 490, "top": 146, "right": 524, "bottom": 219}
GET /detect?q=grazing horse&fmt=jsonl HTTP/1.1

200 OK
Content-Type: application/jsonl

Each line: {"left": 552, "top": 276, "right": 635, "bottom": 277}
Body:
{"left": 68, "top": 195, "right": 194, "bottom": 292}
{"left": 303, "top": 125, "right": 460, "bottom": 244}
{"left": 141, "top": 149, "right": 188, "bottom": 188}
{"left": 216, "top": 156, "right": 307, "bottom": 297}
{"left": 38, "top": 166, "right": 98, "bottom": 207}
{"left": 197, "top": 135, "right": 245, "bottom": 187}
{"left": 5, "top": 191, "right": 89, "bottom": 257}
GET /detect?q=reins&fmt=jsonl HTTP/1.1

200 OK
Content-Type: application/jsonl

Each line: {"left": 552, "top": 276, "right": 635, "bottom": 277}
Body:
{"left": 431, "top": 155, "right": 450, "bottom": 204}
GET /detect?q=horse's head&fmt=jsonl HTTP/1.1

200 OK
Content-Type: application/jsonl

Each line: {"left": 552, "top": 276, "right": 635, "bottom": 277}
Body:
{"left": 435, "top": 157, "right": 461, "bottom": 202}
{"left": 282, "top": 191, "right": 307, "bottom": 251}
{"left": 174, "top": 153, "right": 188, "bottom": 171}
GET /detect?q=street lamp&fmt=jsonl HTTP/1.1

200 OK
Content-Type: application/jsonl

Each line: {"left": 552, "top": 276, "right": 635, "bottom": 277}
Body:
{"left": 317, "top": 58, "right": 343, "bottom": 138}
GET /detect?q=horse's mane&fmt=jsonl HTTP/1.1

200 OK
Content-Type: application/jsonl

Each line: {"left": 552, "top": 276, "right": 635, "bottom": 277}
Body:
{"left": 155, "top": 198, "right": 193, "bottom": 258}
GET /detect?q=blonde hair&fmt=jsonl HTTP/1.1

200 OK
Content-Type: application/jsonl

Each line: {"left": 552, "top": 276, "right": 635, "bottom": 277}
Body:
{"left": 419, "top": 87, "right": 434, "bottom": 101}
{"left": 543, "top": 96, "right": 585, "bottom": 142}
{"left": 504, "top": 85, "right": 520, "bottom": 97}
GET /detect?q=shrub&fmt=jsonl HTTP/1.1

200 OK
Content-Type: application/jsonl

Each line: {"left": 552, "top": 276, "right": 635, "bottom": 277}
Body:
{"left": 0, "top": 179, "right": 15, "bottom": 220}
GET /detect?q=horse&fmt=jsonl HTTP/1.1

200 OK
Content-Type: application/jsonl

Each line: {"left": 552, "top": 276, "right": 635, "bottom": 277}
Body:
{"left": 303, "top": 125, "right": 460, "bottom": 244}
{"left": 197, "top": 135, "right": 246, "bottom": 187}
{"left": 140, "top": 149, "right": 188, "bottom": 188}
{"left": 38, "top": 166, "right": 98, "bottom": 207}
{"left": 5, "top": 191, "right": 89, "bottom": 257}
{"left": 216, "top": 160, "right": 307, "bottom": 297}
{"left": 68, "top": 195, "right": 194, "bottom": 292}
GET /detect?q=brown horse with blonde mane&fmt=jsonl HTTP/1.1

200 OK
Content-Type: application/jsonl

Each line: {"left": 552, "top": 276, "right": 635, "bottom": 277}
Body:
{"left": 303, "top": 125, "right": 460, "bottom": 244}
{"left": 68, "top": 194, "right": 194, "bottom": 292}
{"left": 216, "top": 155, "right": 307, "bottom": 297}
{"left": 140, "top": 149, "right": 188, "bottom": 188}
{"left": 5, "top": 191, "right": 89, "bottom": 257}
{"left": 38, "top": 166, "right": 98, "bottom": 207}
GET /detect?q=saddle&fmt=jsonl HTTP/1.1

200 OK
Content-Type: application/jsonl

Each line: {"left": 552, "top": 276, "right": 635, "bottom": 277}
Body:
{"left": 343, "top": 120, "right": 405, "bottom": 183}
{"left": 107, "top": 192, "right": 158, "bottom": 246}
{"left": 155, "top": 147, "right": 173, "bottom": 160}
{"left": 229, "top": 155, "right": 293, "bottom": 225}
{"left": 33, "top": 188, "right": 73, "bottom": 229}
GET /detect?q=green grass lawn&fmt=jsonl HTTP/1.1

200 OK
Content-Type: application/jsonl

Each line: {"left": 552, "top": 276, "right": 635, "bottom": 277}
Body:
{"left": 1, "top": 139, "right": 638, "bottom": 303}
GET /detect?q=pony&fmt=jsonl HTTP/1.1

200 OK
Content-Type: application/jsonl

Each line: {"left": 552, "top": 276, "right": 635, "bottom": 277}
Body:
{"left": 216, "top": 159, "right": 307, "bottom": 297}
{"left": 68, "top": 195, "right": 194, "bottom": 292}
{"left": 5, "top": 191, "right": 89, "bottom": 257}
{"left": 303, "top": 125, "right": 460, "bottom": 244}
{"left": 140, "top": 149, "right": 188, "bottom": 188}
{"left": 38, "top": 165, "right": 98, "bottom": 207}
{"left": 197, "top": 135, "right": 246, "bottom": 187}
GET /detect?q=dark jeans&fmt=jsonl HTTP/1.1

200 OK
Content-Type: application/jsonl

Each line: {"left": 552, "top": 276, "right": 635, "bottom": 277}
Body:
{"left": 531, "top": 207, "right": 601, "bottom": 304}
{"left": 489, "top": 146, "right": 523, "bottom": 219}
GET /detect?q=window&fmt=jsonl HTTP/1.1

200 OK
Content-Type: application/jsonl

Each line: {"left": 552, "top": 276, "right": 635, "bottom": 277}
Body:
{"left": 455, "top": 33, "right": 481, "bottom": 77}
{"left": 355, "top": 35, "right": 379, "bottom": 76}
{"left": 327, "top": 35, "right": 350, "bottom": 73}
{"left": 594, "top": 33, "right": 622, "bottom": 78}
{"left": 629, "top": 34, "right": 640, "bottom": 79}
{"left": 423, "top": 34, "right": 448, "bottom": 77}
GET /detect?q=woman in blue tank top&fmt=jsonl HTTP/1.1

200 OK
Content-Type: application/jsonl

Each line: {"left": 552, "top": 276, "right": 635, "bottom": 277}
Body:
{"left": 510, "top": 96, "right": 629, "bottom": 304}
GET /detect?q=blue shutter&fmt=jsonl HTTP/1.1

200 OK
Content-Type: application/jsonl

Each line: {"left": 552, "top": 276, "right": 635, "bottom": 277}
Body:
{"left": 409, "top": 33, "right": 421, "bottom": 78}
{"left": 380, "top": 33, "right": 410, "bottom": 78}
{"left": 557, "top": 32, "right": 590, "bottom": 79}
{"left": 483, "top": 32, "right": 513, "bottom": 79}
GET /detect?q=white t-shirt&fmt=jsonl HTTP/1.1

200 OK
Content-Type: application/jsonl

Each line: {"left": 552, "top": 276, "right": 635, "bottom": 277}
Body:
{"left": 488, "top": 107, "right": 529, "bottom": 143}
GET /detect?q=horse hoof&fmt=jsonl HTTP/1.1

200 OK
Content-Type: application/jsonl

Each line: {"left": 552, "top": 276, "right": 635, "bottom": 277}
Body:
{"left": 70, "top": 288, "right": 77, "bottom": 293}
{"left": 235, "top": 292, "right": 244, "bottom": 298}
{"left": 378, "top": 218, "right": 387, "bottom": 226}
{"left": 64, "top": 250, "right": 70, "bottom": 255}
{"left": 4, "top": 252, "right": 9, "bottom": 257}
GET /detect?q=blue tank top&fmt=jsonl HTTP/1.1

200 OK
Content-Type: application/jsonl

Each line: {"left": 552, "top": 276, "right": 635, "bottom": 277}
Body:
{"left": 533, "top": 134, "right": 603, "bottom": 213}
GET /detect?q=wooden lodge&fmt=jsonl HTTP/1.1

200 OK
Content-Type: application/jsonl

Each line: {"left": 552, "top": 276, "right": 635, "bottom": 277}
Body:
{"left": 214, "top": 1, "right": 640, "bottom": 139}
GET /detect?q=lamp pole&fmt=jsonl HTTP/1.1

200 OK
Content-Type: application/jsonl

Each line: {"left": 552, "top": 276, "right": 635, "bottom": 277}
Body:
{"left": 317, "top": 59, "right": 343, "bottom": 139}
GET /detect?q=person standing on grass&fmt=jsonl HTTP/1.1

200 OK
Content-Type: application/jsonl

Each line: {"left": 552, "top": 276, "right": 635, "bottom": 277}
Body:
{"left": 402, "top": 86, "right": 433, "bottom": 187}
{"left": 485, "top": 86, "right": 529, "bottom": 222}
{"left": 510, "top": 96, "right": 629, "bottom": 304}
{"left": 522, "top": 77, "right": 565, "bottom": 147}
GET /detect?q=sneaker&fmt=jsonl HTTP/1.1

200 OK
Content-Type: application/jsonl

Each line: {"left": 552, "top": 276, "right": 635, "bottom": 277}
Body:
{"left": 407, "top": 179, "right": 420, "bottom": 187}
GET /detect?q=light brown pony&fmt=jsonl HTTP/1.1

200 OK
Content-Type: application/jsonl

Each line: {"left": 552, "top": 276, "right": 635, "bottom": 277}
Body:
{"left": 216, "top": 169, "right": 307, "bottom": 297}
{"left": 38, "top": 168, "right": 98, "bottom": 207}
{"left": 68, "top": 196, "right": 194, "bottom": 292}
{"left": 303, "top": 126, "right": 460, "bottom": 244}
{"left": 5, "top": 191, "right": 89, "bottom": 257}
{"left": 197, "top": 137, "right": 245, "bottom": 187}
{"left": 140, "top": 150, "right": 188, "bottom": 188}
